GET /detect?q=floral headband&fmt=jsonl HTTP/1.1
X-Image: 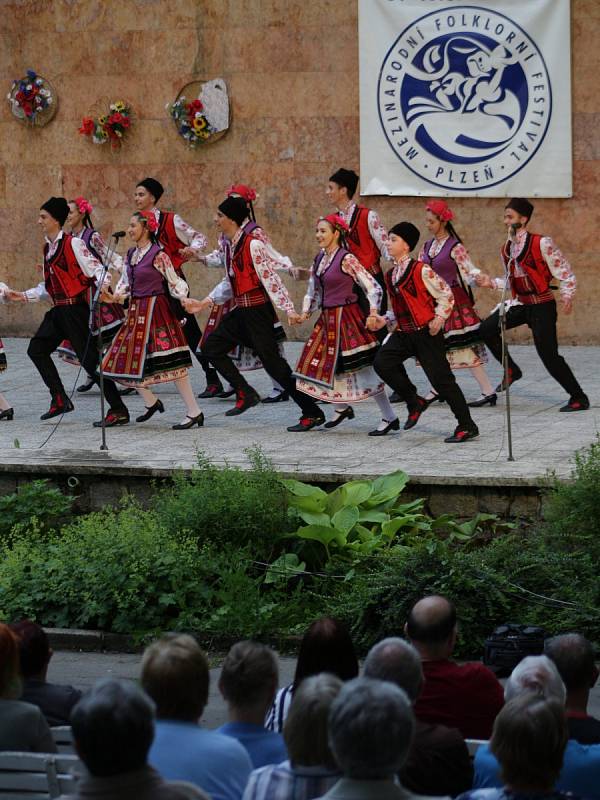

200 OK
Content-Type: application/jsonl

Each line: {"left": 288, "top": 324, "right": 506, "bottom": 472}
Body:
{"left": 319, "top": 213, "right": 350, "bottom": 235}
{"left": 139, "top": 211, "right": 159, "bottom": 233}
{"left": 227, "top": 184, "right": 257, "bottom": 203}
{"left": 426, "top": 199, "right": 454, "bottom": 222}
{"left": 74, "top": 196, "right": 93, "bottom": 215}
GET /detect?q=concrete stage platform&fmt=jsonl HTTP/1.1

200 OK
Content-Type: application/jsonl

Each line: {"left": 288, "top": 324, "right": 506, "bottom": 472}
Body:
{"left": 0, "top": 338, "right": 597, "bottom": 517}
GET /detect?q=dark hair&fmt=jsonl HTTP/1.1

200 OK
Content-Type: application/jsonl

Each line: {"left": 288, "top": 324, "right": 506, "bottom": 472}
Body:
{"left": 491, "top": 692, "right": 567, "bottom": 790}
{"left": 320, "top": 218, "right": 348, "bottom": 250}
{"left": 68, "top": 200, "right": 93, "bottom": 229}
{"left": 0, "top": 623, "right": 20, "bottom": 698}
{"left": 545, "top": 633, "right": 598, "bottom": 692}
{"left": 132, "top": 211, "right": 158, "bottom": 245}
{"left": 9, "top": 620, "right": 50, "bottom": 677}
{"left": 219, "top": 641, "right": 278, "bottom": 708}
{"left": 406, "top": 596, "right": 457, "bottom": 645}
{"left": 71, "top": 679, "right": 154, "bottom": 777}
{"left": 293, "top": 617, "right": 359, "bottom": 690}
{"left": 141, "top": 634, "right": 209, "bottom": 721}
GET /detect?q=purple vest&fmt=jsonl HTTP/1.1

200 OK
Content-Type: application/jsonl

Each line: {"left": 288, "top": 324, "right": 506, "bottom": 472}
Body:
{"left": 422, "top": 237, "right": 460, "bottom": 287}
{"left": 78, "top": 227, "right": 102, "bottom": 263}
{"left": 126, "top": 243, "right": 166, "bottom": 298}
{"left": 313, "top": 247, "right": 358, "bottom": 309}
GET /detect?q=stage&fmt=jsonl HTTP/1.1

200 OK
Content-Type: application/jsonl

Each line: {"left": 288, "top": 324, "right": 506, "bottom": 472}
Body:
{"left": 0, "top": 339, "right": 597, "bottom": 517}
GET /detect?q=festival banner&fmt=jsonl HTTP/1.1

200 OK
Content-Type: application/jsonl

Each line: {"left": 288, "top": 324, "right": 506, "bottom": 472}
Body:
{"left": 359, "top": 0, "right": 572, "bottom": 197}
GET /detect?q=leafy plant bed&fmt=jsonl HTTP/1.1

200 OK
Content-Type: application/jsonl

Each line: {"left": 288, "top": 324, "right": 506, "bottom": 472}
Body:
{"left": 0, "top": 440, "right": 599, "bottom": 656}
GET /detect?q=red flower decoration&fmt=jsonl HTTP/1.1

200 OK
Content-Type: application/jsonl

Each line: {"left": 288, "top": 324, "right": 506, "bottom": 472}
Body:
{"left": 79, "top": 117, "right": 95, "bottom": 136}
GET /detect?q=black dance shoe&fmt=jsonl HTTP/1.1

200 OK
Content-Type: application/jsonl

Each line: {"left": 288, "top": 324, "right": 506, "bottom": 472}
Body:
{"left": 404, "top": 397, "right": 428, "bottom": 430}
{"left": 467, "top": 393, "right": 497, "bottom": 408}
{"left": 225, "top": 389, "right": 261, "bottom": 416}
{"left": 324, "top": 407, "right": 354, "bottom": 429}
{"left": 262, "top": 391, "right": 290, "bottom": 404}
{"left": 198, "top": 382, "right": 224, "bottom": 399}
{"left": 41, "top": 393, "right": 74, "bottom": 420}
{"left": 93, "top": 408, "right": 130, "bottom": 428}
{"left": 119, "top": 387, "right": 136, "bottom": 396}
{"left": 217, "top": 387, "right": 237, "bottom": 399}
{"left": 444, "top": 424, "right": 479, "bottom": 443}
{"left": 172, "top": 412, "right": 204, "bottom": 430}
{"left": 559, "top": 395, "right": 590, "bottom": 412}
{"left": 287, "top": 414, "right": 326, "bottom": 432}
{"left": 0, "top": 408, "right": 14, "bottom": 421}
{"left": 368, "top": 418, "right": 400, "bottom": 437}
{"left": 495, "top": 367, "right": 522, "bottom": 393}
{"left": 136, "top": 399, "right": 165, "bottom": 423}
{"left": 76, "top": 377, "right": 96, "bottom": 393}
{"left": 424, "top": 391, "right": 444, "bottom": 406}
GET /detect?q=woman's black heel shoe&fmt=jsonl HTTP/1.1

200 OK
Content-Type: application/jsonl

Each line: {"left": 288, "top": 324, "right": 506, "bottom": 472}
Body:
{"left": 172, "top": 412, "right": 204, "bottom": 430}
{"left": 0, "top": 408, "right": 14, "bottom": 421}
{"left": 467, "top": 393, "right": 497, "bottom": 408}
{"left": 368, "top": 418, "right": 400, "bottom": 437}
{"left": 324, "top": 406, "right": 355, "bottom": 429}
{"left": 136, "top": 399, "right": 164, "bottom": 423}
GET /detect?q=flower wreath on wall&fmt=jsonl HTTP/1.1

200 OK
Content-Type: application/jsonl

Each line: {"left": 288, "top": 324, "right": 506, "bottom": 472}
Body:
{"left": 79, "top": 100, "right": 132, "bottom": 149}
{"left": 6, "top": 70, "right": 57, "bottom": 126}
{"left": 167, "top": 78, "right": 229, "bottom": 148}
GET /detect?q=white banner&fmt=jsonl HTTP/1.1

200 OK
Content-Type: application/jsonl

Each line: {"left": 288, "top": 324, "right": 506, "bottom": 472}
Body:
{"left": 359, "top": 0, "right": 572, "bottom": 197}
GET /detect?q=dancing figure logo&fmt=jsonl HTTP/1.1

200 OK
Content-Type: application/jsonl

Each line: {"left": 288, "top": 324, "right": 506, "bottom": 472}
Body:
{"left": 377, "top": 6, "right": 552, "bottom": 192}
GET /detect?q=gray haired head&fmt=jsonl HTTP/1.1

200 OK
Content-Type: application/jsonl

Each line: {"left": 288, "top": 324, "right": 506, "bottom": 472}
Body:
{"left": 363, "top": 637, "right": 423, "bottom": 702}
{"left": 505, "top": 655, "right": 566, "bottom": 705}
{"left": 328, "top": 677, "right": 415, "bottom": 779}
{"left": 284, "top": 673, "right": 343, "bottom": 768}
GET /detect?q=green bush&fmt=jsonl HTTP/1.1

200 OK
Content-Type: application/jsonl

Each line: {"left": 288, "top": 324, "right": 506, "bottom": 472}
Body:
{"left": 0, "top": 480, "right": 74, "bottom": 543}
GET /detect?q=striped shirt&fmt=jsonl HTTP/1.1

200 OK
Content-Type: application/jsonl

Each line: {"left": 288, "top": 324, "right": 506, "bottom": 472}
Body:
{"left": 242, "top": 761, "right": 340, "bottom": 800}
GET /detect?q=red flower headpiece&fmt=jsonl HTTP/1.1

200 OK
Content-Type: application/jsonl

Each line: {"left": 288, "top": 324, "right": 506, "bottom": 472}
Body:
{"left": 319, "top": 213, "right": 350, "bottom": 235}
{"left": 74, "top": 196, "right": 93, "bottom": 215}
{"left": 140, "top": 211, "right": 159, "bottom": 233}
{"left": 426, "top": 199, "right": 454, "bottom": 222}
{"left": 227, "top": 184, "right": 257, "bottom": 203}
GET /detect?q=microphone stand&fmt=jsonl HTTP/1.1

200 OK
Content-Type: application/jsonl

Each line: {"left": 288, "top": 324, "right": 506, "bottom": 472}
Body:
{"left": 90, "top": 234, "right": 120, "bottom": 452}
{"left": 499, "top": 236, "right": 515, "bottom": 462}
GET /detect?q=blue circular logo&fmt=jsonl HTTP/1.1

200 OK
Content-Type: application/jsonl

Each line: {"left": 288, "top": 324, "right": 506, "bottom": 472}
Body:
{"left": 377, "top": 6, "right": 552, "bottom": 191}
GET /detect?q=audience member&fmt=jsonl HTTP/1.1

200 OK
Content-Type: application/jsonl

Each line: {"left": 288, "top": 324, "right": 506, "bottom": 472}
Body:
{"left": 315, "top": 676, "right": 448, "bottom": 800}
{"left": 407, "top": 595, "right": 504, "bottom": 738}
{"left": 10, "top": 619, "right": 82, "bottom": 726}
{"left": 142, "top": 634, "right": 253, "bottom": 800}
{"left": 218, "top": 641, "right": 288, "bottom": 768}
{"left": 266, "top": 617, "right": 359, "bottom": 732}
{"left": 0, "top": 622, "right": 56, "bottom": 752}
{"left": 545, "top": 633, "right": 600, "bottom": 744}
{"left": 473, "top": 655, "right": 600, "bottom": 798}
{"left": 243, "top": 674, "right": 342, "bottom": 800}
{"left": 457, "top": 692, "right": 575, "bottom": 800}
{"left": 364, "top": 637, "right": 473, "bottom": 796}
{"left": 66, "top": 678, "right": 208, "bottom": 800}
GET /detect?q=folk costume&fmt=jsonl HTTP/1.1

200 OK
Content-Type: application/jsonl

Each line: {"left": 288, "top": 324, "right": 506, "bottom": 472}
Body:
{"left": 478, "top": 198, "right": 589, "bottom": 411}
{"left": 203, "top": 197, "right": 324, "bottom": 429}
{"left": 0, "top": 284, "right": 12, "bottom": 419}
{"left": 24, "top": 197, "right": 129, "bottom": 424}
{"left": 373, "top": 223, "right": 479, "bottom": 443}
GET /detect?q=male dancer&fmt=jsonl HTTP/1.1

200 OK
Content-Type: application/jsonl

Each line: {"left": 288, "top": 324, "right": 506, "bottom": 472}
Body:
{"left": 475, "top": 198, "right": 589, "bottom": 412}
{"left": 367, "top": 222, "right": 479, "bottom": 443}
{"left": 4, "top": 197, "right": 129, "bottom": 426}
{"left": 181, "top": 196, "right": 325, "bottom": 432}
{"left": 133, "top": 178, "right": 220, "bottom": 393}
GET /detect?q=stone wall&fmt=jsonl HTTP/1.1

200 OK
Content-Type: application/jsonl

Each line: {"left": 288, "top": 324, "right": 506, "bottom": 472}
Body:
{"left": 1, "top": 0, "right": 598, "bottom": 342}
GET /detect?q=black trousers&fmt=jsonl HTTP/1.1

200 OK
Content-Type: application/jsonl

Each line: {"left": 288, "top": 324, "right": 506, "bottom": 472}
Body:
{"left": 27, "top": 304, "right": 125, "bottom": 410}
{"left": 374, "top": 328, "right": 474, "bottom": 429}
{"left": 478, "top": 300, "right": 585, "bottom": 399}
{"left": 203, "top": 304, "right": 321, "bottom": 417}
{"left": 169, "top": 297, "right": 219, "bottom": 383}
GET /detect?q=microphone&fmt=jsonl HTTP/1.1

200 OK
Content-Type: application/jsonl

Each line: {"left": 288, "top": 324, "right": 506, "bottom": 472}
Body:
{"left": 112, "top": 230, "right": 126, "bottom": 239}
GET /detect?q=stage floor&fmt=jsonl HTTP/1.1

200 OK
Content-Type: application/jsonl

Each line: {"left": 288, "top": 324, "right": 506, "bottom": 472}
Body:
{"left": 0, "top": 338, "right": 597, "bottom": 488}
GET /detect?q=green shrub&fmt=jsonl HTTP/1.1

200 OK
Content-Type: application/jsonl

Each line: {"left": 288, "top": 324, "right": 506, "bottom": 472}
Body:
{"left": 0, "top": 480, "right": 74, "bottom": 543}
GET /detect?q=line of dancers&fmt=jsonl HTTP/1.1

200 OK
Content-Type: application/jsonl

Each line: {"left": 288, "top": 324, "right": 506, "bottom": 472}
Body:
{"left": 0, "top": 170, "right": 590, "bottom": 441}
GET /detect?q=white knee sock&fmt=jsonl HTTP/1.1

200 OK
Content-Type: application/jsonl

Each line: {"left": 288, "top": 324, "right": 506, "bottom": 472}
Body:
{"left": 374, "top": 390, "right": 397, "bottom": 423}
{"left": 175, "top": 376, "right": 202, "bottom": 419}
{"left": 470, "top": 365, "right": 495, "bottom": 396}
{"left": 137, "top": 387, "right": 157, "bottom": 407}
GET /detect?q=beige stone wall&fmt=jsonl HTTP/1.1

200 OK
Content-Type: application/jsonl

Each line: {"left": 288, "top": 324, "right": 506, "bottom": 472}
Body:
{"left": 1, "top": 0, "right": 598, "bottom": 343}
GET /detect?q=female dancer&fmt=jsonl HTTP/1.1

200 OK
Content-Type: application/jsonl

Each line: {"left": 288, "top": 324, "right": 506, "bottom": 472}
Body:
{"left": 59, "top": 196, "right": 125, "bottom": 392}
{"left": 0, "top": 284, "right": 13, "bottom": 419}
{"left": 101, "top": 212, "right": 204, "bottom": 429}
{"left": 419, "top": 200, "right": 496, "bottom": 407}
{"left": 293, "top": 214, "right": 398, "bottom": 436}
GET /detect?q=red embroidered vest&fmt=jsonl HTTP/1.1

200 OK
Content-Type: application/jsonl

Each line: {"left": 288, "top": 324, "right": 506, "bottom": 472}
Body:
{"left": 385, "top": 260, "right": 436, "bottom": 332}
{"left": 346, "top": 206, "right": 382, "bottom": 275}
{"left": 229, "top": 232, "right": 269, "bottom": 305}
{"left": 44, "top": 234, "right": 93, "bottom": 305}
{"left": 501, "top": 233, "right": 553, "bottom": 305}
{"left": 157, "top": 211, "right": 186, "bottom": 275}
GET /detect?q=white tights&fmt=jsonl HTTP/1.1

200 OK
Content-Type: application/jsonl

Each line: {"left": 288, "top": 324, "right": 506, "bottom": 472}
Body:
{"left": 137, "top": 376, "right": 202, "bottom": 421}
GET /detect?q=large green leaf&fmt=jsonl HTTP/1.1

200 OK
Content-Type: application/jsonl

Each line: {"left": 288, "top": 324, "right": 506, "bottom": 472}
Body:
{"left": 332, "top": 506, "right": 360, "bottom": 535}
{"left": 296, "top": 525, "right": 345, "bottom": 547}
{"left": 288, "top": 494, "right": 327, "bottom": 513}
{"left": 364, "top": 470, "right": 409, "bottom": 507}
{"left": 390, "top": 497, "right": 426, "bottom": 515}
{"left": 297, "top": 510, "right": 332, "bottom": 527}
{"left": 358, "top": 510, "right": 390, "bottom": 523}
{"left": 282, "top": 479, "right": 327, "bottom": 501}
{"left": 381, "top": 515, "right": 425, "bottom": 539}
{"left": 325, "top": 486, "right": 346, "bottom": 516}
{"left": 264, "top": 552, "right": 306, "bottom": 584}
{"left": 340, "top": 480, "right": 373, "bottom": 507}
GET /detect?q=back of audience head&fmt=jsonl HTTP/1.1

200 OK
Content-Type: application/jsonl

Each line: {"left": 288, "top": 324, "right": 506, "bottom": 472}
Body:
{"left": 328, "top": 677, "right": 415, "bottom": 779}
{"left": 363, "top": 637, "right": 423, "bottom": 702}
{"left": 71, "top": 679, "right": 155, "bottom": 777}
{"left": 283, "top": 673, "right": 342, "bottom": 769}
{"left": 405, "top": 595, "right": 457, "bottom": 658}
{"left": 9, "top": 619, "right": 52, "bottom": 679}
{"left": 219, "top": 640, "right": 278, "bottom": 712}
{"left": 545, "top": 633, "right": 599, "bottom": 696}
{"left": 293, "top": 617, "right": 359, "bottom": 690}
{"left": 0, "top": 623, "right": 21, "bottom": 699}
{"left": 491, "top": 691, "right": 568, "bottom": 792}
{"left": 141, "top": 633, "right": 209, "bottom": 722}
{"left": 505, "top": 654, "right": 566, "bottom": 705}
